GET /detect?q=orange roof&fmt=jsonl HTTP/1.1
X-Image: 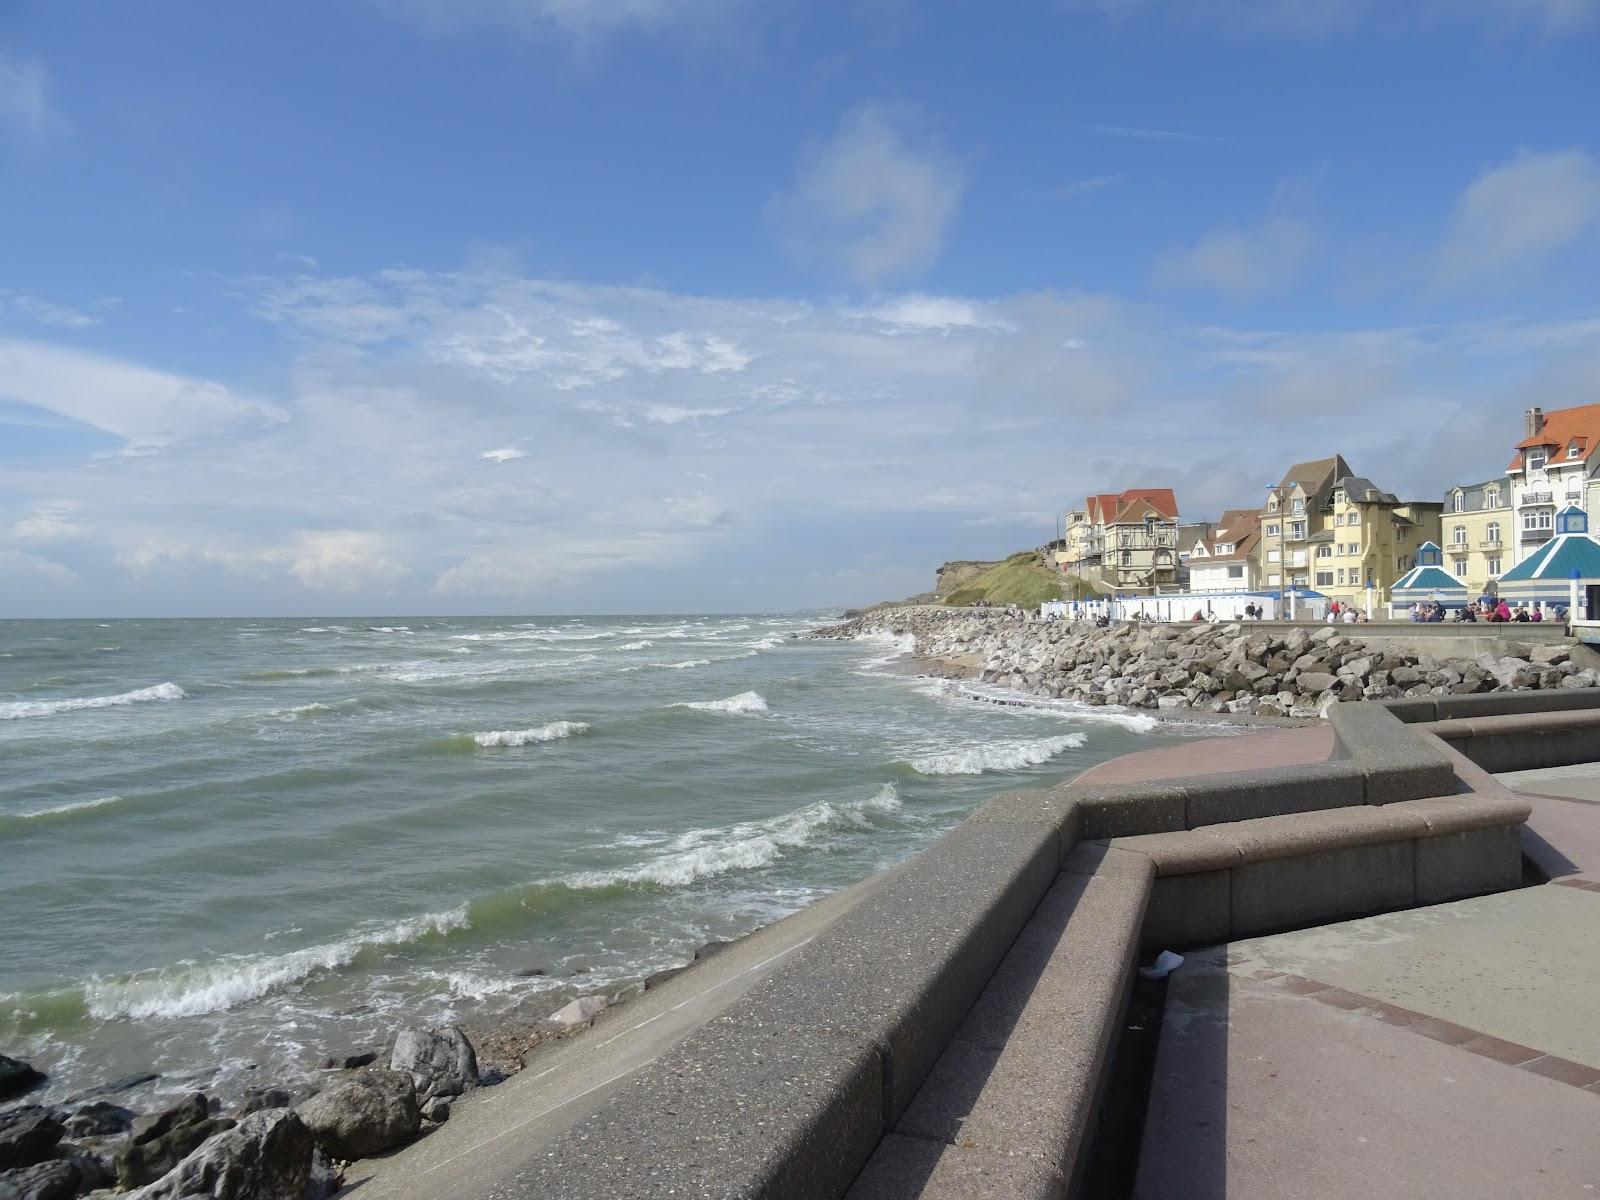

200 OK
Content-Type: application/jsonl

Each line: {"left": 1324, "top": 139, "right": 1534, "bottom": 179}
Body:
{"left": 1086, "top": 487, "right": 1180, "bottom": 524}
{"left": 1509, "top": 403, "right": 1600, "bottom": 471}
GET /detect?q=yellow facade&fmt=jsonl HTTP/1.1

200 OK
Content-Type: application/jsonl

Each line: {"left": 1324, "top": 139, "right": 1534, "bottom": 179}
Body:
{"left": 1312, "top": 486, "right": 1443, "bottom": 610}
{"left": 1442, "top": 480, "right": 1511, "bottom": 595}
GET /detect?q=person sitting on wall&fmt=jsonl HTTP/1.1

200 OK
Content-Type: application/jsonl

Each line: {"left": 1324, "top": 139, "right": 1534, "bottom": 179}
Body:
{"left": 1343, "top": 607, "right": 1360, "bottom": 623}
{"left": 1531, "top": 606, "right": 1544, "bottom": 623}
{"left": 1513, "top": 604, "right": 1531, "bottom": 623}
{"left": 1495, "top": 599, "right": 1513, "bottom": 622}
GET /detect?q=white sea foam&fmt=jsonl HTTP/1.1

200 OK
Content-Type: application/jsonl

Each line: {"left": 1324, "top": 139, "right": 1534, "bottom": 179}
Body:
{"left": 471, "top": 721, "right": 591, "bottom": 748}
{"left": 617, "top": 641, "right": 654, "bottom": 651}
{"left": 566, "top": 783, "right": 901, "bottom": 889}
{"left": 906, "top": 733, "right": 1087, "bottom": 776}
{"left": 854, "top": 632, "right": 916, "bottom": 673}
{"left": 0, "top": 682, "right": 186, "bottom": 721}
{"left": 661, "top": 658, "right": 711, "bottom": 670}
{"left": 922, "top": 678, "right": 1162, "bottom": 733}
{"left": 83, "top": 907, "right": 470, "bottom": 1020}
{"left": 15, "top": 795, "right": 124, "bottom": 821}
{"left": 673, "top": 690, "right": 768, "bottom": 715}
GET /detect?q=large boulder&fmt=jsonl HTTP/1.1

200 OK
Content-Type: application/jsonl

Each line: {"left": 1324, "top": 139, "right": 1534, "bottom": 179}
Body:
{"left": 116, "top": 1093, "right": 234, "bottom": 1189}
{"left": 1296, "top": 671, "right": 1338, "bottom": 695}
{"left": 0, "top": 1059, "right": 45, "bottom": 1104}
{"left": 295, "top": 1070, "right": 420, "bottom": 1160}
{"left": 0, "top": 1160, "right": 79, "bottom": 1200}
{"left": 0, "top": 1109, "right": 63, "bottom": 1171}
{"left": 389, "top": 1026, "right": 478, "bottom": 1104}
{"left": 123, "top": 1108, "right": 314, "bottom": 1200}
{"left": 62, "top": 1100, "right": 135, "bottom": 1139}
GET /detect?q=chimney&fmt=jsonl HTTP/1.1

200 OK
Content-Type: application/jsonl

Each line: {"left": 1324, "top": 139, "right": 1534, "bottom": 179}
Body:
{"left": 1525, "top": 407, "right": 1544, "bottom": 438}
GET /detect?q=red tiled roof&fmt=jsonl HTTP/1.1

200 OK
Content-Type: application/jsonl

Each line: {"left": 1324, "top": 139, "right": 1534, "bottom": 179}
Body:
{"left": 1509, "top": 403, "right": 1600, "bottom": 471}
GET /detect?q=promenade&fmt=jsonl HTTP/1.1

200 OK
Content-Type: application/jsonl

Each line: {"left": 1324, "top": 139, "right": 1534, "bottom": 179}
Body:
{"left": 1134, "top": 753, "right": 1600, "bottom": 1198}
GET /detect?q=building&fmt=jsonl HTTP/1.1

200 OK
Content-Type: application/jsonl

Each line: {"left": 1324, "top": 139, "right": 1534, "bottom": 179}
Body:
{"left": 1312, "top": 476, "right": 1443, "bottom": 612}
{"left": 1442, "top": 477, "right": 1512, "bottom": 596}
{"left": 1187, "top": 510, "right": 1261, "bottom": 593}
{"left": 1389, "top": 541, "right": 1468, "bottom": 616}
{"left": 1507, "top": 404, "right": 1600, "bottom": 566}
{"left": 1496, "top": 505, "right": 1600, "bottom": 619}
{"left": 1174, "top": 520, "right": 1217, "bottom": 587}
{"left": 1063, "top": 488, "right": 1181, "bottom": 595}
{"left": 1258, "top": 455, "right": 1353, "bottom": 590}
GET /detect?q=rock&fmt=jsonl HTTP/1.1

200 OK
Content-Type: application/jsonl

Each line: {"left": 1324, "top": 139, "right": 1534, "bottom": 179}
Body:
{"left": 303, "top": 1149, "right": 342, "bottom": 1200}
{"left": 319, "top": 1050, "right": 377, "bottom": 1071}
{"left": 389, "top": 1026, "right": 477, "bottom": 1104}
{"left": 1531, "top": 645, "right": 1570, "bottom": 666}
{"left": 237, "top": 1088, "right": 294, "bottom": 1117}
{"left": 69, "top": 1072, "right": 160, "bottom": 1102}
{"left": 694, "top": 940, "right": 732, "bottom": 960}
{"left": 63, "top": 1101, "right": 135, "bottom": 1139}
{"left": 1156, "top": 695, "right": 1186, "bottom": 710}
{"left": 546, "top": 994, "right": 609, "bottom": 1030}
{"left": 0, "top": 1110, "right": 64, "bottom": 1172}
{"left": 643, "top": 966, "right": 687, "bottom": 990}
{"left": 295, "top": 1070, "right": 420, "bottom": 1160}
{"left": 1389, "top": 665, "right": 1422, "bottom": 686}
{"left": 513, "top": 965, "right": 549, "bottom": 978}
{"left": 57, "top": 1146, "right": 115, "bottom": 1193}
{"left": 117, "top": 1094, "right": 235, "bottom": 1190}
{"left": 0, "top": 1058, "right": 45, "bottom": 1104}
{"left": 122, "top": 1108, "right": 313, "bottom": 1200}
{"left": 0, "top": 1160, "right": 79, "bottom": 1200}
{"left": 421, "top": 1099, "right": 451, "bottom": 1123}
{"left": 1296, "top": 671, "right": 1338, "bottom": 695}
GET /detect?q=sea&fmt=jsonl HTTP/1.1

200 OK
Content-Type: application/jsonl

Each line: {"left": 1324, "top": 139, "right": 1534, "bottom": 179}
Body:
{"left": 0, "top": 614, "right": 1209, "bottom": 1110}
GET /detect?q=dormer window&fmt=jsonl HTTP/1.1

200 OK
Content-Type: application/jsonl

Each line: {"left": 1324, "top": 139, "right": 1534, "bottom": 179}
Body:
{"left": 1291, "top": 498, "right": 1304, "bottom": 514}
{"left": 1332, "top": 490, "right": 1344, "bottom": 506}
{"left": 1268, "top": 497, "right": 1279, "bottom": 512}
{"left": 1569, "top": 444, "right": 1584, "bottom": 459}
{"left": 1528, "top": 453, "right": 1547, "bottom": 471}
{"left": 1451, "top": 492, "right": 1464, "bottom": 512}
{"left": 1485, "top": 488, "right": 1500, "bottom": 508}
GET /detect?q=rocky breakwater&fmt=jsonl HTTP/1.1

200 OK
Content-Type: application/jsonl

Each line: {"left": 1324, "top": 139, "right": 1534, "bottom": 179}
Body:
{"left": 815, "top": 608, "right": 1599, "bottom": 719}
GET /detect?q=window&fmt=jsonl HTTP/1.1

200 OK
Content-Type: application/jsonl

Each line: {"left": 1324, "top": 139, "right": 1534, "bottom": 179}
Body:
{"left": 1452, "top": 492, "right": 1464, "bottom": 512}
{"left": 1291, "top": 550, "right": 1307, "bottom": 567}
{"left": 1486, "top": 521, "right": 1500, "bottom": 543}
{"left": 1217, "top": 543, "right": 1233, "bottom": 555}
{"left": 1453, "top": 557, "right": 1468, "bottom": 576}
{"left": 1570, "top": 444, "right": 1583, "bottom": 458}
{"left": 1485, "top": 488, "right": 1500, "bottom": 508}
{"left": 1267, "top": 549, "right": 1281, "bottom": 563}
{"left": 1396, "top": 557, "right": 1408, "bottom": 572}
{"left": 1120, "top": 550, "right": 1132, "bottom": 566}
{"left": 1226, "top": 565, "right": 1243, "bottom": 579}
{"left": 1292, "top": 498, "right": 1304, "bottom": 514}
{"left": 1336, "top": 568, "right": 1346, "bottom": 585}
{"left": 1268, "top": 497, "right": 1279, "bottom": 512}
{"left": 1488, "top": 556, "right": 1502, "bottom": 576}
{"left": 1268, "top": 573, "right": 1280, "bottom": 585}
{"left": 1332, "top": 490, "right": 1344, "bottom": 505}
{"left": 1316, "top": 545, "right": 1331, "bottom": 559}
{"left": 1316, "top": 571, "right": 1333, "bottom": 587}
{"left": 1398, "top": 527, "right": 1409, "bottom": 540}
{"left": 1523, "top": 510, "right": 1554, "bottom": 532}
{"left": 1350, "top": 543, "right": 1361, "bottom": 556}
{"left": 1528, "top": 453, "right": 1547, "bottom": 471}
{"left": 1290, "top": 521, "right": 1305, "bottom": 538}
{"left": 1452, "top": 525, "right": 1468, "bottom": 545}
{"left": 1266, "top": 523, "right": 1280, "bottom": 537}
{"left": 1334, "top": 513, "right": 1345, "bottom": 526}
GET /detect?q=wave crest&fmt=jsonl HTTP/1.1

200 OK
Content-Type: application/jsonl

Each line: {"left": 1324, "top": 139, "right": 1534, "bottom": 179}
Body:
{"left": 471, "top": 721, "right": 591, "bottom": 748}
{"left": 906, "top": 733, "right": 1087, "bottom": 776}
{"left": 0, "top": 683, "right": 185, "bottom": 721}
{"left": 672, "top": 691, "right": 768, "bottom": 715}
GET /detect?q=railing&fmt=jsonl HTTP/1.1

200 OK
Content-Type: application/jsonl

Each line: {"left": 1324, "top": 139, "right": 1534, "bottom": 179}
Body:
{"left": 1479, "top": 539, "right": 1503, "bottom": 550}
{"left": 1524, "top": 491, "right": 1553, "bottom": 505}
{"left": 1524, "top": 528, "right": 1554, "bottom": 542}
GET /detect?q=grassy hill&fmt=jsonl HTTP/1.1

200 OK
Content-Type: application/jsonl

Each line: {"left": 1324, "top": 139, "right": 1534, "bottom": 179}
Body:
{"left": 941, "top": 551, "right": 1067, "bottom": 608}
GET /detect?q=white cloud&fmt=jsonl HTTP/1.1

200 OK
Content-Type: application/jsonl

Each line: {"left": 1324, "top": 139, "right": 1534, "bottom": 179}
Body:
{"left": 0, "top": 290, "right": 98, "bottom": 329}
{"left": 1434, "top": 149, "right": 1600, "bottom": 285}
{"left": 0, "top": 53, "right": 64, "bottom": 139}
{"left": 772, "top": 104, "right": 965, "bottom": 287}
{"left": 1156, "top": 217, "right": 1314, "bottom": 297}
{"left": 0, "top": 548, "right": 77, "bottom": 587}
{"left": 481, "top": 446, "right": 527, "bottom": 462}
{"left": 285, "top": 530, "right": 408, "bottom": 591}
{"left": 12, "top": 502, "right": 86, "bottom": 542}
{"left": 372, "top": 0, "right": 743, "bottom": 44}
{"left": 1067, "top": 0, "right": 1597, "bottom": 33}
{"left": 0, "top": 337, "right": 287, "bottom": 451}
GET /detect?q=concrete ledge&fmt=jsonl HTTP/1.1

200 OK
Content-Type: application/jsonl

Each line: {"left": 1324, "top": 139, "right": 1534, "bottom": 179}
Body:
{"left": 508, "top": 1014, "right": 885, "bottom": 1199}
{"left": 1143, "top": 870, "right": 1230, "bottom": 952}
{"left": 967, "top": 787, "right": 1083, "bottom": 860}
{"left": 1328, "top": 702, "right": 1457, "bottom": 804}
{"left": 1415, "top": 708, "right": 1600, "bottom": 772}
{"left": 1178, "top": 761, "right": 1365, "bottom": 826}
{"left": 845, "top": 1135, "right": 1066, "bottom": 1200}
{"left": 1418, "top": 689, "right": 1600, "bottom": 722}
{"left": 1232, "top": 840, "right": 1415, "bottom": 937}
{"left": 734, "top": 820, "right": 1060, "bottom": 1125}
{"left": 1071, "top": 780, "right": 1186, "bottom": 839}
{"left": 1416, "top": 826, "right": 1523, "bottom": 903}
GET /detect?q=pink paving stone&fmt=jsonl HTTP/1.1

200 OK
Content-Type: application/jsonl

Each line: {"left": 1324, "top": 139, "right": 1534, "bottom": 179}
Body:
{"left": 1073, "top": 725, "right": 1334, "bottom": 786}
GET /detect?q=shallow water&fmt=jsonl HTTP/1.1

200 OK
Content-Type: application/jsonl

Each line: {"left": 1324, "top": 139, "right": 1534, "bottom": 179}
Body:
{"left": 0, "top": 614, "right": 1210, "bottom": 1108}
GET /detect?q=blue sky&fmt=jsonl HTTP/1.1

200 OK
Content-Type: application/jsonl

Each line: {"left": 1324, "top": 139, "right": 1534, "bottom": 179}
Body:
{"left": 1, "top": 0, "right": 1598, "bottom": 616}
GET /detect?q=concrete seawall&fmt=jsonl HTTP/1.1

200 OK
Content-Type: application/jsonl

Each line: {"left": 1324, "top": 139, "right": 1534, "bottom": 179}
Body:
{"left": 354, "top": 692, "right": 1595, "bottom": 1200}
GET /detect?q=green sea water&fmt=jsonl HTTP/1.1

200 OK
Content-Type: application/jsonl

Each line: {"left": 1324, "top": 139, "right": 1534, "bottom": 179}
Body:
{"left": 0, "top": 614, "right": 1207, "bottom": 1109}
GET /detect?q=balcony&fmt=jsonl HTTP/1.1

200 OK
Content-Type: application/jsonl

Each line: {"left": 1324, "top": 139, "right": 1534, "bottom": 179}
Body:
{"left": 1523, "top": 527, "right": 1554, "bottom": 543}
{"left": 1479, "top": 539, "right": 1503, "bottom": 550}
{"left": 1523, "top": 491, "right": 1554, "bottom": 506}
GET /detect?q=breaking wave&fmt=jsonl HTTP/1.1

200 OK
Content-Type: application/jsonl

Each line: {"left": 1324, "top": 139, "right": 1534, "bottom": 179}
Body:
{"left": 672, "top": 690, "right": 768, "bottom": 715}
{"left": 471, "top": 721, "right": 591, "bottom": 748}
{"left": 0, "top": 795, "right": 126, "bottom": 833}
{"left": 562, "top": 783, "right": 903, "bottom": 890}
{"left": 79, "top": 907, "right": 472, "bottom": 1021}
{"left": 0, "top": 683, "right": 186, "bottom": 721}
{"left": 904, "top": 733, "right": 1088, "bottom": 776}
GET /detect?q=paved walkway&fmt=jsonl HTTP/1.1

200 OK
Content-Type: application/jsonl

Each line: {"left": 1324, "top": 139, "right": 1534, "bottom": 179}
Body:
{"left": 1136, "top": 761, "right": 1600, "bottom": 1199}
{"left": 1073, "top": 725, "right": 1332, "bottom": 786}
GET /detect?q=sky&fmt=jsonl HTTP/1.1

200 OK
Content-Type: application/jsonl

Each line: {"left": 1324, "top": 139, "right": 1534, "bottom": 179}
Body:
{"left": 1, "top": 1, "right": 1598, "bottom": 617}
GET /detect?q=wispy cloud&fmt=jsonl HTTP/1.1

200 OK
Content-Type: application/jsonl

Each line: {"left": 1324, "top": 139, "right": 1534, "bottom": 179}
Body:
{"left": 771, "top": 103, "right": 965, "bottom": 288}
{"left": 0, "top": 290, "right": 99, "bottom": 330}
{"left": 369, "top": 0, "right": 747, "bottom": 47}
{"left": 0, "top": 52, "right": 65, "bottom": 140}
{"left": 1066, "top": 0, "right": 1597, "bottom": 34}
{"left": 1055, "top": 173, "right": 1126, "bottom": 198}
{"left": 1434, "top": 149, "right": 1600, "bottom": 286}
{"left": 1089, "top": 124, "right": 1235, "bottom": 145}
{"left": 1156, "top": 217, "right": 1315, "bottom": 297}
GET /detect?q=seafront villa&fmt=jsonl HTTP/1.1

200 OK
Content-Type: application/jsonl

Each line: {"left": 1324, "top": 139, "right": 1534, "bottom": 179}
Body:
{"left": 1058, "top": 404, "right": 1600, "bottom": 618}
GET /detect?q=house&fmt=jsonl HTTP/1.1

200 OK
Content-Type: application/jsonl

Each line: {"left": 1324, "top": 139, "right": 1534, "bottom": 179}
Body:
{"left": 1066, "top": 488, "right": 1181, "bottom": 595}
{"left": 1188, "top": 510, "right": 1261, "bottom": 593}
{"left": 1507, "top": 404, "right": 1600, "bottom": 566}
{"left": 1389, "top": 541, "right": 1468, "bottom": 616}
{"left": 1313, "top": 476, "right": 1443, "bottom": 612}
{"left": 1257, "top": 455, "right": 1353, "bottom": 590}
{"left": 1496, "top": 505, "right": 1600, "bottom": 619}
{"left": 1442, "top": 477, "right": 1512, "bottom": 596}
